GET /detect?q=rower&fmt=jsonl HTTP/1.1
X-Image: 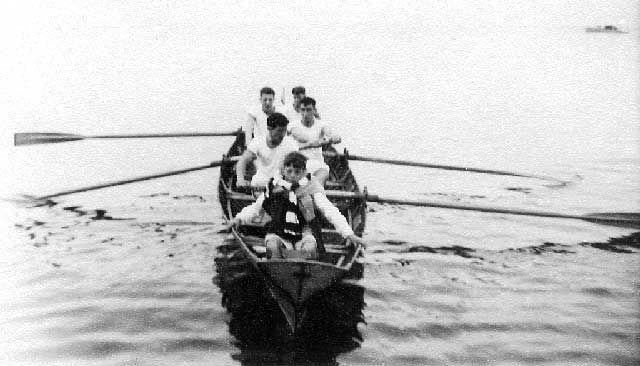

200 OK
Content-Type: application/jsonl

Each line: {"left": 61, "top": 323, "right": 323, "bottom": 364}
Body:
{"left": 283, "top": 86, "right": 321, "bottom": 123}
{"left": 288, "top": 97, "right": 341, "bottom": 186}
{"left": 235, "top": 112, "right": 298, "bottom": 188}
{"left": 230, "top": 152, "right": 364, "bottom": 260}
{"left": 244, "top": 87, "right": 283, "bottom": 148}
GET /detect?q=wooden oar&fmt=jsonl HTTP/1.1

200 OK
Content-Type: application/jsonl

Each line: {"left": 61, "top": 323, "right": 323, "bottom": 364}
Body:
{"left": 323, "top": 151, "right": 568, "bottom": 186}
{"left": 325, "top": 191, "right": 640, "bottom": 229}
{"left": 34, "top": 157, "right": 239, "bottom": 200}
{"left": 14, "top": 130, "right": 240, "bottom": 146}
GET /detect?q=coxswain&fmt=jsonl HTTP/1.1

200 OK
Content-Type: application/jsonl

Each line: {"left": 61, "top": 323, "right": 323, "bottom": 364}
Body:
{"left": 230, "top": 151, "right": 364, "bottom": 259}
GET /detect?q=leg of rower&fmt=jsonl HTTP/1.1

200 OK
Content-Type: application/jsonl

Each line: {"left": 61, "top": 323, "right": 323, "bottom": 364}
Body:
{"left": 297, "top": 233, "right": 318, "bottom": 260}
{"left": 313, "top": 168, "right": 330, "bottom": 187}
{"left": 265, "top": 234, "right": 287, "bottom": 259}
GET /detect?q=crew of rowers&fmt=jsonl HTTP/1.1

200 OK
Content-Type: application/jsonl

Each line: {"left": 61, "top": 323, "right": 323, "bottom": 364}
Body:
{"left": 230, "top": 86, "right": 364, "bottom": 260}
{"left": 236, "top": 86, "right": 339, "bottom": 188}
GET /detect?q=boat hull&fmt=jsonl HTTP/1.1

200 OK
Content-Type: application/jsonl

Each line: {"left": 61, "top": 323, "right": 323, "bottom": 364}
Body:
{"left": 218, "top": 132, "right": 366, "bottom": 335}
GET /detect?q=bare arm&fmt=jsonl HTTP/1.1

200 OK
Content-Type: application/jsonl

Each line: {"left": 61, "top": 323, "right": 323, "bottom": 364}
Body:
{"left": 235, "top": 149, "right": 257, "bottom": 187}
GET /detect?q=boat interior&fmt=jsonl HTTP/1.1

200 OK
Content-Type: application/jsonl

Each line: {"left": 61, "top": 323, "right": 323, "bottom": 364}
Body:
{"left": 218, "top": 144, "right": 366, "bottom": 267}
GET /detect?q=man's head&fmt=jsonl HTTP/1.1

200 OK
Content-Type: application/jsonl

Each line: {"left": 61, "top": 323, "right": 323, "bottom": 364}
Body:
{"left": 300, "top": 96, "right": 316, "bottom": 123}
{"left": 291, "top": 86, "right": 306, "bottom": 108}
{"left": 282, "top": 152, "right": 308, "bottom": 184}
{"left": 266, "top": 112, "right": 289, "bottom": 145}
{"left": 260, "top": 87, "right": 276, "bottom": 114}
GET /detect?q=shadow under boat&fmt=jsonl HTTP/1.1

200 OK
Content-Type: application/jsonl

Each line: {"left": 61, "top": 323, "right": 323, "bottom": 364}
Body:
{"left": 214, "top": 238, "right": 365, "bottom": 364}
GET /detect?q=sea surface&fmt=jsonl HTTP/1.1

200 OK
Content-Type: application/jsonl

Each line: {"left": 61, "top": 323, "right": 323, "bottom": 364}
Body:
{"left": 2, "top": 2, "right": 639, "bottom": 365}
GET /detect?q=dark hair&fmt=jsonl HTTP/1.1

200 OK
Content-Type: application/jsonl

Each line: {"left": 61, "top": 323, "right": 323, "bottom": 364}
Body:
{"left": 283, "top": 152, "right": 307, "bottom": 169}
{"left": 260, "top": 87, "right": 275, "bottom": 96}
{"left": 291, "top": 86, "right": 306, "bottom": 95}
{"left": 300, "top": 96, "right": 316, "bottom": 107}
{"left": 266, "top": 112, "right": 289, "bottom": 128}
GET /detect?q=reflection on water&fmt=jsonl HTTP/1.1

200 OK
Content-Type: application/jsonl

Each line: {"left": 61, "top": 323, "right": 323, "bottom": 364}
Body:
{"left": 3, "top": 193, "right": 639, "bottom": 365}
{"left": 214, "top": 239, "right": 365, "bottom": 365}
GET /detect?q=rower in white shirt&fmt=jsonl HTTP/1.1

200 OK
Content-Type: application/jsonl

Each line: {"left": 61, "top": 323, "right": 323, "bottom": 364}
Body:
{"left": 283, "top": 86, "right": 320, "bottom": 124}
{"left": 244, "top": 87, "right": 284, "bottom": 148}
{"left": 236, "top": 112, "right": 299, "bottom": 188}
{"left": 288, "top": 97, "right": 341, "bottom": 186}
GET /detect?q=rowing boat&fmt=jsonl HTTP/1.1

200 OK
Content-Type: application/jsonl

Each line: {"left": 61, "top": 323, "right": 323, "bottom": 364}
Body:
{"left": 585, "top": 25, "right": 628, "bottom": 33}
{"left": 217, "top": 133, "right": 367, "bottom": 334}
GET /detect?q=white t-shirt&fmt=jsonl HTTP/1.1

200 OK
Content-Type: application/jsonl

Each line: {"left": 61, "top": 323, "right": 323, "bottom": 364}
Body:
{"left": 245, "top": 104, "right": 285, "bottom": 142}
{"left": 283, "top": 104, "right": 302, "bottom": 125}
{"left": 288, "top": 119, "right": 332, "bottom": 164}
{"left": 247, "top": 135, "right": 299, "bottom": 185}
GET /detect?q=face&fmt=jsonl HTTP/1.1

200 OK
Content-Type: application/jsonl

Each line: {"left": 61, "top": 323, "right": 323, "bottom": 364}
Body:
{"left": 300, "top": 103, "right": 315, "bottom": 122}
{"left": 292, "top": 93, "right": 305, "bottom": 107}
{"left": 267, "top": 125, "right": 287, "bottom": 145}
{"left": 260, "top": 93, "right": 275, "bottom": 113}
{"left": 282, "top": 165, "right": 306, "bottom": 184}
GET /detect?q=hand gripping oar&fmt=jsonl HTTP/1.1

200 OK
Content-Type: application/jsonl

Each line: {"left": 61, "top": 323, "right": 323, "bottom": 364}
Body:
{"left": 34, "top": 157, "right": 240, "bottom": 200}
{"left": 14, "top": 130, "right": 240, "bottom": 146}
{"left": 324, "top": 191, "right": 640, "bottom": 230}
{"left": 323, "top": 151, "right": 569, "bottom": 186}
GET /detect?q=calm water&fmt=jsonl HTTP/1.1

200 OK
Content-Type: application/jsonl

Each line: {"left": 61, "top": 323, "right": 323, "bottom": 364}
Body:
{"left": 2, "top": 2, "right": 639, "bottom": 365}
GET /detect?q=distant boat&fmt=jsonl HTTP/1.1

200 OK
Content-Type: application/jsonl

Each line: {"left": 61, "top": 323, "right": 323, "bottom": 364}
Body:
{"left": 585, "top": 25, "right": 628, "bottom": 33}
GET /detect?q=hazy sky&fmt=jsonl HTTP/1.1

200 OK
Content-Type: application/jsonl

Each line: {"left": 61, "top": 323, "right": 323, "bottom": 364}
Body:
{"left": 1, "top": 0, "right": 637, "bottom": 137}
{"left": 1, "top": 0, "right": 637, "bottom": 201}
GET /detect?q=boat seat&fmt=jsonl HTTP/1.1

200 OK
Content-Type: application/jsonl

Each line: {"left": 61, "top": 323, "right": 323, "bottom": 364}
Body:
{"left": 228, "top": 190, "right": 349, "bottom": 199}
{"left": 324, "top": 181, "right": 344, "bottom": 189}
{"left": 226, "top": 192, "right": 255, "bottom": 201}
{"left": 324, "top": 244, "right": 350, "bottom": 254}
{"left": 241, "top": 230, "right": 349, "bottom": 254}
{"left": 242, "top": 236, "right": 264, "bottom": 247}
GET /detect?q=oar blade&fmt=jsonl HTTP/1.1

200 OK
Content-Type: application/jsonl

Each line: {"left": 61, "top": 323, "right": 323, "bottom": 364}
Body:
{"left": 15, "top": 130, "right": 240, "bottom": 146}
{"left": 14, "top": 133, "right": 84, "bottom": 146}
{"left": 582, "top": 213, "right": 640, "bottom": 229}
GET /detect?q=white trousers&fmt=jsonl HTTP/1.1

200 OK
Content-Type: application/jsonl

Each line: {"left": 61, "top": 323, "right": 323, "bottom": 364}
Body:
{"left": 264, "top": 233, "right": 318, "bottom": 259}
